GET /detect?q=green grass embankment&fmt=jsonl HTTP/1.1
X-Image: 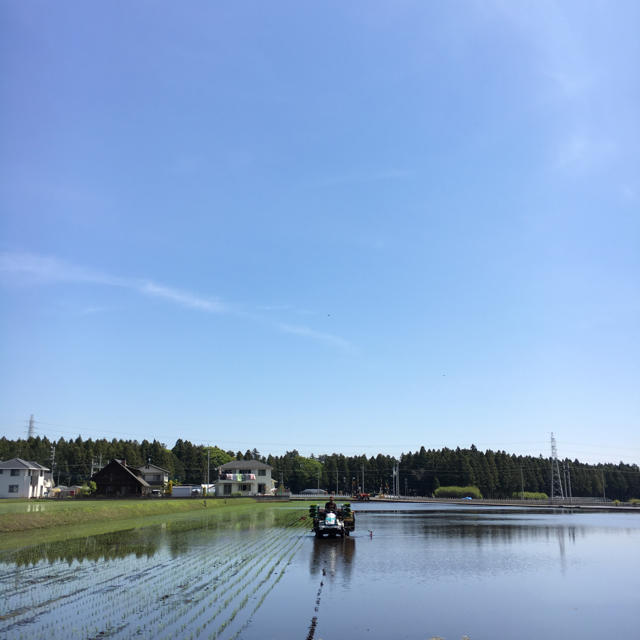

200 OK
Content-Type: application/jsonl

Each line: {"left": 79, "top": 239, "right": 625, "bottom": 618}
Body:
{"left": 0, "top": 497, "right": 257, "bottom": 533}
{"left": 0, "top": 498, "right": 274, "bottom": 550}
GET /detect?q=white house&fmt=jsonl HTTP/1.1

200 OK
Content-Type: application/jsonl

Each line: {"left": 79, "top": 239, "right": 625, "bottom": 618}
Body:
{"left": 215, "top": 460, "right": 275, "bottom": 497}
{"left": 0, "top": 458, "right": 51, "bottom": 499}
{"left": 135, "top": 463, "right": 170, "bottom": 487}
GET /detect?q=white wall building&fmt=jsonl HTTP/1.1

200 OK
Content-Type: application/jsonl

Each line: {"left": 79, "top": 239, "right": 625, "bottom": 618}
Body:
{"left": 215, "top": 460, "right": 275, "bottom": 496}
{"left": 135, "top": 463, "right": 170, "bottom": 487}
{"left": 0, "top": 458, "right": 51, "bottom": 499}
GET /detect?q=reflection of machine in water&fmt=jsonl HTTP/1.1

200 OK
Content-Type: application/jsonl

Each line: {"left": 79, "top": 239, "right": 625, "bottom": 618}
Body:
{"left": 309, "top": 536, "right": 355, "bottom": 584}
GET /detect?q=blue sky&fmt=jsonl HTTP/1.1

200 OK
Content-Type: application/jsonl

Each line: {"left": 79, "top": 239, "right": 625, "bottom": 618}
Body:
{"left": 1, "top": 1, "right": 638, "bottom": 464}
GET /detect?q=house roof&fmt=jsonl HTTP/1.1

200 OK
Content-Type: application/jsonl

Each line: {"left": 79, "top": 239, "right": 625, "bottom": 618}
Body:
{"left": 0, "top": 457, "right": 50, "bottom": 471}
{"left": 93, "top": 459, "right": 151, "bottom": 487}
{"left": 136, "top": 463, "right": 170, "bottom": 474}
{"left": 219, "top": 460, "right": 272, "bottom": 470}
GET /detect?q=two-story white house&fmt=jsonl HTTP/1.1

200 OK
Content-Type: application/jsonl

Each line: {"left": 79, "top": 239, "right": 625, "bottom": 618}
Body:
{"left": 215, "top": 460, "right": 275, "bottom": 497}
{"left": 0, "top": 458, "right": 51, "bottom": 499}
{"left": 135, "top": 463, "right": 170, "bottom": 487}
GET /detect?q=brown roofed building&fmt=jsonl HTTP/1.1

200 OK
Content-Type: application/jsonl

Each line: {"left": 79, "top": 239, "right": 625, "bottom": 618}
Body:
{"left": 91, "top": 459, "right": 151, "bottom": 497}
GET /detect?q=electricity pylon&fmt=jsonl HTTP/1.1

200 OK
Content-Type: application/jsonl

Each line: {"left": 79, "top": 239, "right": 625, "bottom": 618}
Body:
{"left": 550, "top": 432, "right": 564, "bottom": 501}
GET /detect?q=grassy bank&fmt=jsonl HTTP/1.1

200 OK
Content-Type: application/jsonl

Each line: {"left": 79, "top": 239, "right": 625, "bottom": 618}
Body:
{"left": 0, "top": 497, "right": 260, "bottom": 533}
{"left": 0, "top": 498, "right": 282, "bottom": 550}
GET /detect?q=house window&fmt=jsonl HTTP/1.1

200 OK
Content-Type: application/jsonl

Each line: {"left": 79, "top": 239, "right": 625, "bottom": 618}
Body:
{"left": 40, "top": 470, "right": 44, "bottom": 477}
{"left": 10, "top": 469, "right": 20, "bottom": 476}
{"left": 8, "top": 485, "right": 18, "bottom": 493}
{"left": 258, "top": 469, "right": 266, "bottom": 476}
{"left": 0, "top": 469, "right": 3, "bottom": 474}
{"left": 241, "top": 483, "right": 251, "bottom": 492}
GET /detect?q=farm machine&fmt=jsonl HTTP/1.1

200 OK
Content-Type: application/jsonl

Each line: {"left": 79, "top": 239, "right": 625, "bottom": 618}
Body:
{"left": 309, "top": 502, "right": 355, "bottom": 538}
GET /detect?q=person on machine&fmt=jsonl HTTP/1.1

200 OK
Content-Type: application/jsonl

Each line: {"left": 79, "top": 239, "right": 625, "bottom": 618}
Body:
{"left": 325, "top": 496, "right": 337, "bottom": 513}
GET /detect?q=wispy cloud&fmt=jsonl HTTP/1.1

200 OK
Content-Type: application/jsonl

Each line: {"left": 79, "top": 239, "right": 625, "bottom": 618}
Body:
{"left": 0, "top": 252, "right": 124, "bottom": 287}
{"left": 80, "top": 306, "right": 109, "bottom": 315}
{"left": 552, "top": 133, "right": 616, "bottom": 174}
{"left": 620, "top": 184, "right": 637, "bottom": 203}
{"left": 1, "top": 252, "right": 353, "bottom": 350}
{"left": 0, "top": 252, "right": 227, "bottom": 315}
{"left": 257, "top": 304, "right": 316, "bottom": 316}
{"left": 278, "top": 323, "right": 352, "bottom": 351}
{"left": 491, "top": 1, "right": 631, "bottom": 178}
{"left": 139, "top": 281, "right": 227, "bottom": 313}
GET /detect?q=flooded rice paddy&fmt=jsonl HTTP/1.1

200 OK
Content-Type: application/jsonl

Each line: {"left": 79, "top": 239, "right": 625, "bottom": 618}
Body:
{"left": 1, "top": 502, "right": 639, "bottom": 639}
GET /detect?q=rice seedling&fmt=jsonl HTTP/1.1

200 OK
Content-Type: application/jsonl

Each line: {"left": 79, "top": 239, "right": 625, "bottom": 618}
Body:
{"left": 0, "top": 505, "right": 307, "bottom": 639}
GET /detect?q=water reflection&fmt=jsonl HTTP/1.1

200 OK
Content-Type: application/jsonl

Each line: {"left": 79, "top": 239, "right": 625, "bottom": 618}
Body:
{"left": 225, "top": 507, "right": 640, "bottom": 640}
{"left": 2, "top": 527, "right": 162, "bottom": 566}
{"left": 0, "top": 505, "right": 295, "bottom": 567}
{"left": 419, "top": 520, "right": 585, "bottom": 545}
{"left": 309, "top": 537, "right": 355, "bottom": 584}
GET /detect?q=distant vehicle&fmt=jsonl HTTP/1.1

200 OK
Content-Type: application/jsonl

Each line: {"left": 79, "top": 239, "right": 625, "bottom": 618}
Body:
{"left": 352, "top": 492, "right": 370, "bottom": 501}
{"left": 462, "top": 496, "right": 473, "bottom": 500}
{"left": 150, "top": 489, "right": 162, "bottom": 497}
{"left": 301, "top": 488, "right": 328, "bottom": 495}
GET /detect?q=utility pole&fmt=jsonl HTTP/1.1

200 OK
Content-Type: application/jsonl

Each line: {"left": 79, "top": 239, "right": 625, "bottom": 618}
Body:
{"left": 335, "top": 469, "right": 338, "bottom": 496}
{"left": 317, "top": 467, "right": 320, "bottom": 492}
{"left": 563, "top": 462, "right": 573, "bottom": 504}
{"left": 362, "top": 464, "right": 365, "bottom": 495}
{"left": 207, "top": 449, "right": 210, "bottom": 487}
{"left": 50, "top": 444, "right": 56, "bottom": 480}
{"left": 601, "top": 470, "right": 606, "bottom": 502}
{"left": 28, "top": 414, "right": 35, "bottom": 439}
{"left": 520, "top": 466, "right": 525, "bottom": 500}
{"left": 391, "top": 462, "right": 400, "bottom": 497}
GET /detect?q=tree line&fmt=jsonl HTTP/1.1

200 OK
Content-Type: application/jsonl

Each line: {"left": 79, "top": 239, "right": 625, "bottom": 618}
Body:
{"left": 1, "top": 436, "right": 639, "bottom": 500}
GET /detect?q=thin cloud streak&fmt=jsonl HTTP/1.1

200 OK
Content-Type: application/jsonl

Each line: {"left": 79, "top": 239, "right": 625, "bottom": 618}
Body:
{"left": 0, "top": 252, "right": 227, "bottom": 314}
{"left": 139, "top": 282, "right": 227, "bottom": 313}
{"left": 0, "top": 251, "right": 125, "bottom": 287}
{"left": 1, "top": 252, "right": 353, "bottom": 350}
{"left": 278, "top": 322, "right": 353, "bottom": 351}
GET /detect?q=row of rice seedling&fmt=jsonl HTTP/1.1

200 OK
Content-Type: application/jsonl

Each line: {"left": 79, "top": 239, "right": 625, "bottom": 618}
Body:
{"left": 219, "top": 526, "right": 307, "bottom": 640}
{"left": 1, "top": 525, "right": 243, "bottom": 633}
{"left": 0, "top": 547, "right": 165, "bottom": 632}
{"left": 110, "top": 516, "right": 305, "bottom": 638}
{"left": 50, "top": 529, "right": 276, "bottom": 638}
{"left": 177, "top": 518, "right": 309, "bottom": 640}
{"left": 0, "top": 509, "right": 307, "bottom": 639}
{"left": 154, "top": 523, "right": 296, "bottom": 637}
